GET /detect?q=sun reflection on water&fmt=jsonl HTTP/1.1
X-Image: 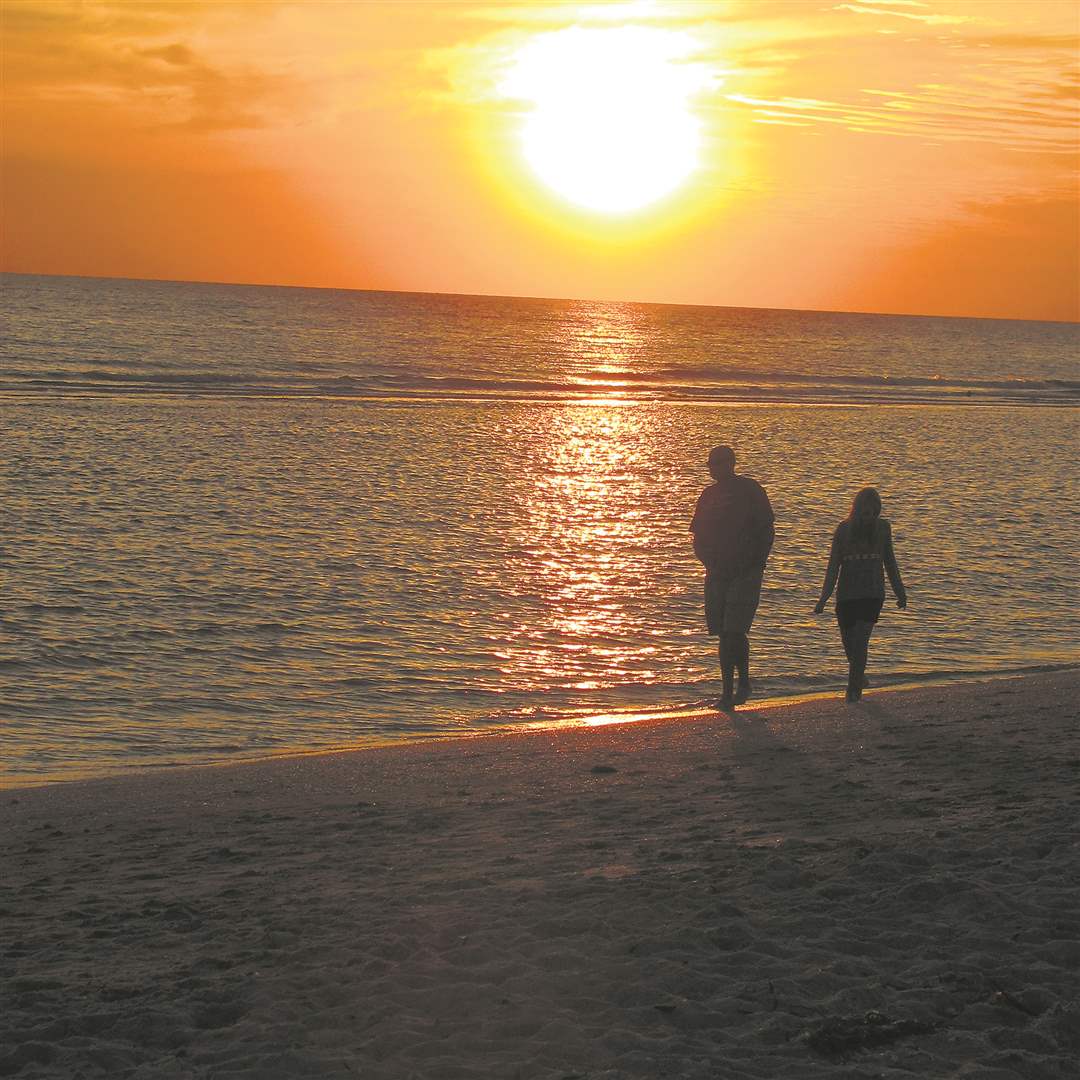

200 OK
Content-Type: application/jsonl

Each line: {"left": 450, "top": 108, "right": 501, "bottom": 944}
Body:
{"left": 559, "top": 300, "right": 651, "bottom": 383}
{"left": 499, "top": 402, "right": 673, "bottom": 692}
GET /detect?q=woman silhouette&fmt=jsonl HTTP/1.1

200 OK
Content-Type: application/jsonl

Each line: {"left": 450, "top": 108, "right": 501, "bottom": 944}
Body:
{"left": 814, "top": 487, "right": 907, "bottom": 701}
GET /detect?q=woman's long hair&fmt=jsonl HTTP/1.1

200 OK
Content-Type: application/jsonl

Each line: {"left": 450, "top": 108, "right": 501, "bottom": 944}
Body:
{"left": 847, "top": 487, "right": 882, "bottom": 548}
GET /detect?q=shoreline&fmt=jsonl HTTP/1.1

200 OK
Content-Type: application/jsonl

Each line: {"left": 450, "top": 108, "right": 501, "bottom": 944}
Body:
{"left": 5, "top": 661, "right": 1078, "bottom": 793}
{"left": 3, "top": 669, "right": 1078, "bottom": 1078}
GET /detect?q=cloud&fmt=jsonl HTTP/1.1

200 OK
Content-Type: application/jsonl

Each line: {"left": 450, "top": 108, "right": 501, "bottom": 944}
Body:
{"left": 960, "top": 33, "right": 1080, "bottom": 51}
{"left": 140, "top": 43, "right": 197, "bottom": 67}
{"left": 2, "top": 1, "right": 297, "bottom": 132}
{"left": 832, "top": 2, "right": 972, "bottom": 25}
{"left": 724, "top": 84, "right": 1077, "bottom": 153}
{"left": 1037, "top": 74, "right": 1080, "bottom": 101}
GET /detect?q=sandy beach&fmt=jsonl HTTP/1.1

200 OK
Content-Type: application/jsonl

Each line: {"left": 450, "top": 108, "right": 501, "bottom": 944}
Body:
{"left": 2, "top": 670, "right": 1078, "bottom": 1079}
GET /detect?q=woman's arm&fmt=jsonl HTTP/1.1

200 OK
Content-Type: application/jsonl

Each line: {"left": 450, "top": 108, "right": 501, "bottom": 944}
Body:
{"left": 814, "top": 527, "right": 842, "bottom": 612}
{"left": 883, "top": 521, "right": 907, "bottom": 608}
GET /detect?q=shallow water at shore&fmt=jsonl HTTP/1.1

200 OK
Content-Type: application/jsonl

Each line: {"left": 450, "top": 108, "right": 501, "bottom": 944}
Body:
{"left": 3, "top": 393, "right": 1077, "bottom": 786}
{"left": 2, "top": 276, "right": 1077, "bottom": 785}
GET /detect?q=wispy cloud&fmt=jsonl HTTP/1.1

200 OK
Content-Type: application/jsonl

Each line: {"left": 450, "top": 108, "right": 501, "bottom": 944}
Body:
{"left": 832, "top": 2, "right": 973, "bottom": 25}
{"left": 725, "top": 82, "right": 1077, "bottom": 153}
{"left": 708, "top": 2, "right": 1079, "bottom": 156}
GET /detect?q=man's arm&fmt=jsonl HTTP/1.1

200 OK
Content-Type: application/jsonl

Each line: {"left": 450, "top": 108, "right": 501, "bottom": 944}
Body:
{"left": 690, "top": 491, "right": 714, "bottom": 570}
{"left": 692, "top": 532, "right": 714, "bottom": 569}
{"left": 750, "top": 483, "right": 775, "bottom": 570}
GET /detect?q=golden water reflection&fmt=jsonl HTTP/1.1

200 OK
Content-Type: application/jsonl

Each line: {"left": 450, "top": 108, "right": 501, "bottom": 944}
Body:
{"left": 558, "top": 300, "right": 652, "bottom": 385}
{"left": 501, "top": 402, "right": 681, "bottom": 692}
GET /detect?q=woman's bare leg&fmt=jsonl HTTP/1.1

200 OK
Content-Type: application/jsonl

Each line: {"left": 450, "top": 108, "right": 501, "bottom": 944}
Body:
{"left": 839, "top": 623, "right": 856, "bottom": 697}
{"left": 839, "top": 623, "right": 856, "bottom": 667}
{"left": 846, "top": 621, "right": 874, "bottom": 701}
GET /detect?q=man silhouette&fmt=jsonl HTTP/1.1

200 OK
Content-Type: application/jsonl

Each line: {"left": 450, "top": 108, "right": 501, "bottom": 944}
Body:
{"left": 690, "top": 446, "right": 775, "bottom": 710}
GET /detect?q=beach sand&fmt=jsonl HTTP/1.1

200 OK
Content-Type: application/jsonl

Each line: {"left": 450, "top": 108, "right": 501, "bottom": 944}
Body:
{"left": 2, "top": 670, "right": 1078, "bottom": 1079}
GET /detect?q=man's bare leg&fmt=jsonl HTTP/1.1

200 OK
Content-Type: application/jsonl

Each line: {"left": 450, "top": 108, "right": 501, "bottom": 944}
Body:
{"left": 717, "top": 634, "right": 736, "bottom": 710}
{"left": 731, "top": 632, "right": 752, "bottom": 704}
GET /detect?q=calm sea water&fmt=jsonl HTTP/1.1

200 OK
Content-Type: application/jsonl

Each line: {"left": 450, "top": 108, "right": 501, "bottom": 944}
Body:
{"left": 2, "top": 273, "right": 1078, "bottom": 786}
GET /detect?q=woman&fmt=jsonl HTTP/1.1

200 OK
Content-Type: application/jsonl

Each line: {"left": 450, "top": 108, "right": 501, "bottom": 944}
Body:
{"left": 814, "top": 487, "right": 907, "bottom": 701}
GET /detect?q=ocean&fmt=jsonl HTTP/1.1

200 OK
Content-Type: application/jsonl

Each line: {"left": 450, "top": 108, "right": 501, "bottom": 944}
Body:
{"left": 2, "top": 273, "right": 1077, "bottom": 786}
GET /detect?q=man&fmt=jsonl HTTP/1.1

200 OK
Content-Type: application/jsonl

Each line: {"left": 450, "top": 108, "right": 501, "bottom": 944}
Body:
{"left": 690, "top": 446, "right": 775, "bottom": 710}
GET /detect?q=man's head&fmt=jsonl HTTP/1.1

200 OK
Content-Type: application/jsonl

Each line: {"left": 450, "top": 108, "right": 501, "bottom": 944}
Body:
{"left": 708, "top": 445, "right": 736, "bottom": 480}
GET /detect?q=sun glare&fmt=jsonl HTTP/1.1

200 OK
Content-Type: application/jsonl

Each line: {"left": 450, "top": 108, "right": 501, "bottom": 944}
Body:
{"left": 501, "top": 27, "right": 708, "bottom": 214}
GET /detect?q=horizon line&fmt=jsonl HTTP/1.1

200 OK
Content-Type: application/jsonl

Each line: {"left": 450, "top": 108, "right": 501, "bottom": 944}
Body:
{"left": 2, "top": 268, "right": 1077, "bottom": 327}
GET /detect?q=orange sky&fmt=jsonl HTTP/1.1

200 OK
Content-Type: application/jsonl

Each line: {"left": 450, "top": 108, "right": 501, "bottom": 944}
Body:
{"left": 3, "top": 0, "right": 1078, "bottom": 320}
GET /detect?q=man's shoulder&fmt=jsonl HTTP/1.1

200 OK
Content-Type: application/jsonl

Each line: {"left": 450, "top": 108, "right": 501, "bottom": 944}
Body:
{"left": 736, "top": 474, "right": 772, "bottom": 509}
{"left": 697, "top": 475, "right": 769, "bottom": 505}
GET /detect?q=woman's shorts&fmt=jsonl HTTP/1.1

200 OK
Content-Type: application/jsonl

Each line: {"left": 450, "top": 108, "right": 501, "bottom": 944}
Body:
{"left": 705, "top": 571, "right": 763, "bottom": 635}
{"left": 836, "top": 598, "right": 884, "bottom": 629}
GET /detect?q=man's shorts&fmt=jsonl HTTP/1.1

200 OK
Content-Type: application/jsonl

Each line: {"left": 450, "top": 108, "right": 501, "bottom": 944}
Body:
{"left": 704, "top": 571, "right": 763, "bottom": 635}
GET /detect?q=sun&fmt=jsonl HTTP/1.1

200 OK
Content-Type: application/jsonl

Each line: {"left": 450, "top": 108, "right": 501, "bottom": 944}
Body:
{"left": 501, "top": 27, "right": 708, "bottom": 215}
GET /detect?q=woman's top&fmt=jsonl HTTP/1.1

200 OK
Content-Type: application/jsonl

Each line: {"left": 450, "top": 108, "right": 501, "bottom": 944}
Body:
{"left": 819, "top": 517, "right": 906, "bottom": 604}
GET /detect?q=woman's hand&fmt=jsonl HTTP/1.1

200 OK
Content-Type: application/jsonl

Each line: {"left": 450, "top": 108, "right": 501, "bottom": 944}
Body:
{"left": 896, "top": 593, "right": 908, "bottom": 610}
{"left": 813, "top": 600, "right": 826, "bottom": 615}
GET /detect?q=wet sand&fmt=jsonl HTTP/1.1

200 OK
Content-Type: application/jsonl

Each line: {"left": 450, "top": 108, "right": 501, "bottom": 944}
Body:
{"left": 2, "top": 669, "right": 1078, "bottom": 1079}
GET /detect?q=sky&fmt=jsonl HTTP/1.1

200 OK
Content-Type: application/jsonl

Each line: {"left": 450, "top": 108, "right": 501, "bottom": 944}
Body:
{"left": 3, "top": 0, "right": 1078, "bottom": 320}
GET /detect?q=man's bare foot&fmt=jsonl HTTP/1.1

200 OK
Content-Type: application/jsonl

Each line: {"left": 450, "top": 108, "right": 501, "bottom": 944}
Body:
{"left": 716, "top": 695, "right": 735, "bottom": 712}
{"left": 733, "top": 680, "right": 751, "bottom": 706}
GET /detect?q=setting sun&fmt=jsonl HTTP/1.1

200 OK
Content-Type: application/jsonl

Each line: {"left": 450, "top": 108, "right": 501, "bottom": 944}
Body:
{"left": 500, "top": 26, "right": 709, "bottom": 214}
